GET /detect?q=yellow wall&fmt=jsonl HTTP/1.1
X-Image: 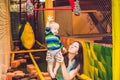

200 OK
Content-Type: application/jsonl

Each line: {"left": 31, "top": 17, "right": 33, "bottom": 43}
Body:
{"left": 112, "top": 0, "right": 120, "bottom": 79}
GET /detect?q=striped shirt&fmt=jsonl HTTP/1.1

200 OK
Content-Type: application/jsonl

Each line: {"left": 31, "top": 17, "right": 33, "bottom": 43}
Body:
{"left": 45, "top": 27, "right": 63, "bottom": 50}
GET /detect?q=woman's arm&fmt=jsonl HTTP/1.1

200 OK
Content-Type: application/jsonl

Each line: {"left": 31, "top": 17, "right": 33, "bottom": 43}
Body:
{"left": 60, "top": 61, "right": 80, "bottom": 80}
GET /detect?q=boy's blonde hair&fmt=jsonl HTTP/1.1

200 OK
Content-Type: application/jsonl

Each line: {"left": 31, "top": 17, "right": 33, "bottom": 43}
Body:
{"left": 49, "top": 22, "right": 59, "bottom": 29}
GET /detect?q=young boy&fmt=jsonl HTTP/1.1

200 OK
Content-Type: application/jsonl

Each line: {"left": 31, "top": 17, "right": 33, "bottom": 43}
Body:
{"left": 45, "top": 16, "right": 66, "bottom": 78}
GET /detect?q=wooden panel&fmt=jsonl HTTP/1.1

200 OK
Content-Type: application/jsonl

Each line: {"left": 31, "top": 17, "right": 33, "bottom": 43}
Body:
{"left": 55, "top": 6, "right": 73, "bottom": 36}
{"left": 72, "top": 13, "right": 99, "bottom": 34}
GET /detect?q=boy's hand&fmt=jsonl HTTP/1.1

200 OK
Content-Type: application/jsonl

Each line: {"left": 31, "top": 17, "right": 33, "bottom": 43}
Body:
{"left": 48, "top": 15, "right": 53, "bottom": 22}
{"left": 62, "top": 47, "right": 67, "bottom": 54}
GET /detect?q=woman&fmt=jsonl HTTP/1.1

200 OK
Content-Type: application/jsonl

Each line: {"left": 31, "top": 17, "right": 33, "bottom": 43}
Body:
{"left": 47, "top": 41, "right": 83, "bottom": 80}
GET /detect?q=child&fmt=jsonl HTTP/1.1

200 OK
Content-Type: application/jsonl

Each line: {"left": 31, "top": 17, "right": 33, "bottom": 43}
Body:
{"left": 45, "top": 16, "right": 66, "bottom": 78}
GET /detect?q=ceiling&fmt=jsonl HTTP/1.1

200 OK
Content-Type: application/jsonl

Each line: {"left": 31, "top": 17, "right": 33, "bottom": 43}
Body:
{"left": 10, "top": 0, "right": 111, "bottom": 11}
{"left": 53, "top": 0, "right": 97, "bottom": 10}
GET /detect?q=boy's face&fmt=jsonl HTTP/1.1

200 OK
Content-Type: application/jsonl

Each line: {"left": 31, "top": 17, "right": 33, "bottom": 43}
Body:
{"left": 50, "top": 23, "right": 59, "bottom": 35}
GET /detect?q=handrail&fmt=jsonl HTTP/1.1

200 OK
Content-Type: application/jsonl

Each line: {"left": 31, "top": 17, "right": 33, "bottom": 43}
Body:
{"left": 35, "top": 40, "right": 47, "bottom": 49}
{"left": 29, "top": 52, "right": 45, "bottom": 80}
{"left": 11, "top": 48, "right": 47, "bottom": 54}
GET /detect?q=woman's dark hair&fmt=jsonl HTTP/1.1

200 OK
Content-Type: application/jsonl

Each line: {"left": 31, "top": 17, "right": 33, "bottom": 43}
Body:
{"left": 64, "top": 41, "right": 83, "bottom": 74}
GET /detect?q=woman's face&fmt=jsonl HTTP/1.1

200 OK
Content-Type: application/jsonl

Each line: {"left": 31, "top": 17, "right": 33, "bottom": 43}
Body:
{"left": 68, "top": 42, "right": 80, "bottom": 54}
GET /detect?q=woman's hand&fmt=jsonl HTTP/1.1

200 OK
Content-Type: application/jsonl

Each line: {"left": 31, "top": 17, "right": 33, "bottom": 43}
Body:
{"left": 57, "top": 55, "right": 64, "bottom": 64}
{"left": 46, "top": 52, "right": 51, "bottom": 61}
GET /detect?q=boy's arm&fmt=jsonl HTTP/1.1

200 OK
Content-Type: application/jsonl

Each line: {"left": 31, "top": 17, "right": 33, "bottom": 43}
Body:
{"left": 45, "top": 15, "right": 53, "bottom": 34}
{"left": 59, "top": 38, "right": 67, "bottom": 53}
{"left": 46, "top": 15, "right": 53, "bottom": 28}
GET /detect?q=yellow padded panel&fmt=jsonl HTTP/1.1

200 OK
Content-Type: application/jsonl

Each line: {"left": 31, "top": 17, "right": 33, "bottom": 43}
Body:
{"left": 20, "top": 22, "right": 35, "bottom": 49}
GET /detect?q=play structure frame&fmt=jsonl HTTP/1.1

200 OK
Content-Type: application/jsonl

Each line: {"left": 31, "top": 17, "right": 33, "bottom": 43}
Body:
{"left": 11, "top": 40, "right": 47, "bottom": 80}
